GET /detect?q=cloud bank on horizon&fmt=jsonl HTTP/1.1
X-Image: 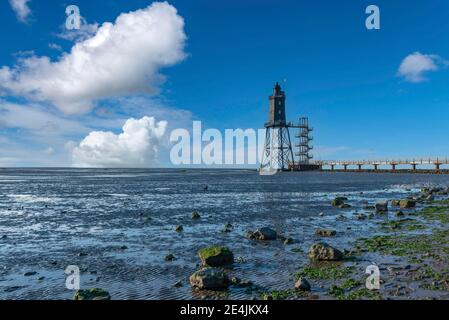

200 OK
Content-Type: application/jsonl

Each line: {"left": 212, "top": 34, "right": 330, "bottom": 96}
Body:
{"left": 71, "top": 116, "right": 168, "bottom": 168}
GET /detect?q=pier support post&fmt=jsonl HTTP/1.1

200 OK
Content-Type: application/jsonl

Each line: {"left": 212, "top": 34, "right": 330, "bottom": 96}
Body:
{"left": 331, "top": 165, "right": 335, "bottom": 171}
{"left": 358, "top": 164, "right": 362, "bottom": 171}
{"left": 374, "top": 164, "right": 378, "bottom": 171}
{"left": 343, "top": 164, "right": 348, "bottom": 171}
{"left": 412, "top": 164, "right": 417, "bottom": 171}
{"left": 435, "top": 163, "right": 441, "bottom": 171}
{"left": 391, "top": 164, "right": 396, "bottom": 171}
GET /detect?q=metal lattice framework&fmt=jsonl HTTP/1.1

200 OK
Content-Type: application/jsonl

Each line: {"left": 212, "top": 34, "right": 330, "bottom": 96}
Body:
{"left": 260, "top": 126, "right": 295, "bottom": 171}
{"left": 295, "top": 117, "right": 313, "bottom": 164}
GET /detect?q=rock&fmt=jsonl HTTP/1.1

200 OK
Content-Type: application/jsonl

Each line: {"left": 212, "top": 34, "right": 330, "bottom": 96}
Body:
{"left": 336, "top": 214, "right": 347, "bottom": 221}
{"left": 73, "top": 288, "right": 111, "bottom": 300}
{"left": 24, "top": 271, "right": 37, "bottom": 277}
{"left": 399, "top": 199, "right": 416, "bottom": 209}
{"left": 363, "top": 205, "right": 375, "bottom": 210}
{"left": 192, "top": 211, "right": 201, "bottom": 219}
{"left": 375, "top": 201, "right": 388, "bottom": 213}
{"left": 189, "top": 267, "right": 230, "bottom": 290}
{"left": 284, "top": 237, "right": 294, "bottom": 245}
{"left": 120, "top": 245, "right": 128, "bottom": 250}
{"left": 332, "top": 197, "right": 348, "bottom": 207}
{"left": 37, "top": 276, "right": 45, "bottom": 281}
{"left": 78, "top": 252, "right": 88, "bottom": 257}
{"left": 315, "top": 229, "right": 336, "bottom": 237}
{"left": 173, "top": 281, "right": 183, "bottom": 288}
{"left": 165, "top": 254, "right": 176, "bottom": 261}
{"left": 308, "top": 242, "right": 343, "bottom": 261}
{"left": 391, "top": 200, "right": 400, "bottom": 207}
{"left": 319, "top": 212, "right": 324, "bottom": 217}
{"left": 231, "top": 277, "right": 253, "bottom": 288}
{"left": 425, "top": 194, "right": 434, "bottom": 201}
{"left": 295, "top": 277, "right": 311, "bottom": 291}
{"left": 357, "top": 214, "right": 367, "bottom": 220}
{"left": 396, "top": 211, "right": 405, "bottom": 217}
{"left": 175, "top": 225, "right": 183, "bottom": 232}
{"left": 198, "top": 246, "right": 234, "bottom": 267}
{"left": 338, "top": 203, "right": 351, "bottom": 209}
{"left": 248, "top": 227, "right": 277, "bottom": 240}
{"left": 222, "top": 223, "right": 233, "bottom": 233}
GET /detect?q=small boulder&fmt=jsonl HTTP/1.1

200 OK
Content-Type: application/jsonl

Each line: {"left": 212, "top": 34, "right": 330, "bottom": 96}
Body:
{"left": 399, "top": 199, "right": 416, "bottom": 209}
{"left": 73, "top": 288, "right": 111, "bottom": 300}
{"left": 391, "top": 200, "right": 400, "bottom": 207}
{"left": 295, "top": 277, "right": 311, "bottom": 291}
{"left": 222, "top": 223, "right": 233, "bottom": 233}
{"left": 175, "top": 225, "right": 183, "bottom": 232}
{"left": 284, "top": 237, "right": 294, "bottom": 245}
{"left": 308, "top": 242, "right": 343, "bottom": 261}
{"left": 396, "top": 211, "right": 405, "bottom": 217}
{"left": 315, "top": 229, "right": 336, "bottom": 237}
{"left": 198, "top": 246, "right": 234, "bottom": 267}
{"left": 332, "top": 197, "right": 348, "bottom": 207}
{"left": 338, "top": 203, "right": 351, "bottom": 209}
{"left": 165, "top": 254, "right": 176, "bottom": 261}
{"left": 375, "top": 201, "right": 388, "bottom": 213}
{"left": 192, "top": 211, "right": 201, "bottom": 219}
{"left": 189, "top": 267, "right": 230, "bottom": 290}
{"left": 248, "top": 227, "right": 277, "bottom": 240}
{"left": 357, "top": 214, "right": 367, "bottom": 220}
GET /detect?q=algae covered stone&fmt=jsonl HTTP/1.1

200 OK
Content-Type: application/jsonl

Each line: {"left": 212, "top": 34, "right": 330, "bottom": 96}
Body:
{"left": 189, "top": 267, "right": 230, "bottom": 290}
{"left": 73, "top": 288, "right": 111, "bottom": 300}
{"left": 308, "top": 242, "right": 343, "bottom": 261}
{"left": 332, "top": 197, "right": 348, "bottom": 207}
{"left": 399, "top": 199, "right": 416, "bottom": 209}
{"left": 198, "top": 246, "right": 234, "bottom": 267}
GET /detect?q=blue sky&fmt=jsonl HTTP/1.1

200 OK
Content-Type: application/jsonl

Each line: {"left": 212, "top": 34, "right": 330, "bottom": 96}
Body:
{"left": 0, "top": 0, "right": 448, "bottom": 167}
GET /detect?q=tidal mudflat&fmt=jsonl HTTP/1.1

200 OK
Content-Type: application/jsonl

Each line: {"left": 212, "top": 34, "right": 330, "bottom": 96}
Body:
{"left": 0, "top": 168, "right": 448, "bottom": 300}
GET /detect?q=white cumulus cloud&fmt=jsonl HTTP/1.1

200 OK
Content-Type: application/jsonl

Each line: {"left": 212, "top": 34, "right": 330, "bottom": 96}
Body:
{"left": 0, "top": 2, "right": 186, "bottom": 114}
{"left": 9, "top": 0, "right": 31, "bottom": 23}
{"left": 71, "top": 116, "right": 167, "bottom": 168}
{"left": 397, "top": 52, "right": 446, "bottom": 83}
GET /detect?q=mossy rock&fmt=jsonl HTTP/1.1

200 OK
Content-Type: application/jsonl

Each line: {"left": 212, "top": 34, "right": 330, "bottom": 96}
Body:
{"left": 73, "top": 288, "right": 111, "bottom": 300}
{"left": 198, "top": 246, "right": 234, "bottom": 267}
{"left": 400, "top": 199, "right": 416, "bottom": 209}
{"left": 332, "top": 197, "right": 347, "bottom": 207}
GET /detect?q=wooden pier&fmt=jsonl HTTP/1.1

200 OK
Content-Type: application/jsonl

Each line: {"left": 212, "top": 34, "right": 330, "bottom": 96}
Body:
{"left": 313, "top": 158, "right": 449, "bottom": 173}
